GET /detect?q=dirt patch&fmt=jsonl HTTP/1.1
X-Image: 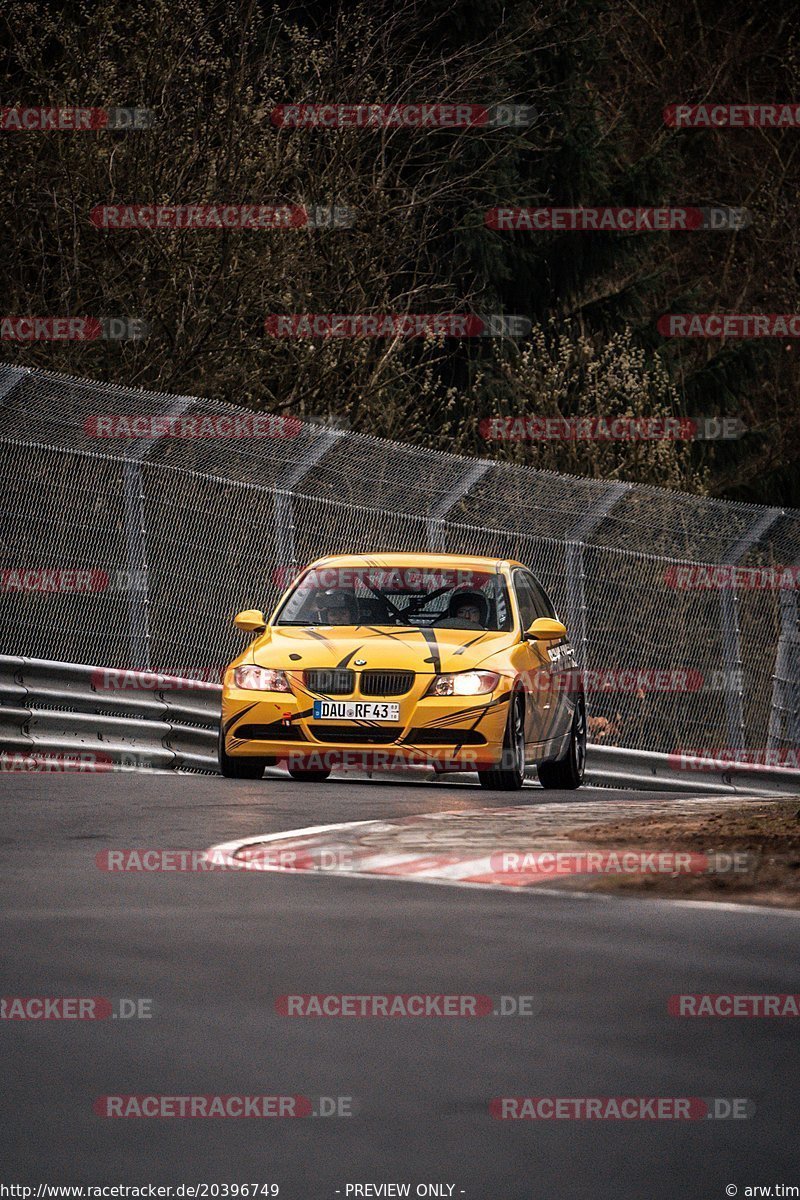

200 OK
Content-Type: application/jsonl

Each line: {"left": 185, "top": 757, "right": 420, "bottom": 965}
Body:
{"left": 562, "top": 800, "right": 800, "bottom": 908}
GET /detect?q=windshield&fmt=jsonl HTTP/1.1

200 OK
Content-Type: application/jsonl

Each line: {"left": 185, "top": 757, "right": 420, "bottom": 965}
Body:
{"left": 275, "top": 565, "right": 513, "bottom": 631}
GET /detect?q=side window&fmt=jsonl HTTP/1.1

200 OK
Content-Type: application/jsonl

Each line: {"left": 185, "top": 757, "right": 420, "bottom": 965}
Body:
{"left": 527, "top": 573, "right": 556, "bottom": 619}
{"left": 491, "top": 577, "right": 513, "bottom": 632}
{"left": 513, "top": 571, "right": 538, "bottom": 629}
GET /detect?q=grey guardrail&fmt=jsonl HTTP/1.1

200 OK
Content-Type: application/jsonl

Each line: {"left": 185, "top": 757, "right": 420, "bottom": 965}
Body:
{"left": 1, "top": 655, "right": 798, "bottom": 793}
{"left": 0, "top": 655, "right": 220, "bottom": 772}
{"left": 583, "top": 743, "right": 800, "bottom": 795}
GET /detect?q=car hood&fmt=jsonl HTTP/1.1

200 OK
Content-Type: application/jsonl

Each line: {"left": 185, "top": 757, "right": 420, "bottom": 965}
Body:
{"left": 251, "top": 625, "right": 517, "bottom": 673}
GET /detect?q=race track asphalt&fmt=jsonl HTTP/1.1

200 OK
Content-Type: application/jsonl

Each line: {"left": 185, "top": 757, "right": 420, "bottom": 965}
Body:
{"left": 1, "top": 772, "right": 798, "bottom": 1198}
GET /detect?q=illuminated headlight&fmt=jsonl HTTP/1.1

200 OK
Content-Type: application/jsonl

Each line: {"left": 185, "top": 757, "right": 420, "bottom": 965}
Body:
{"left": 233, "top": 665, "right": 291, "bottom": 692}
{"left": 426, "top": 671, "right": 500, "bottom": 697}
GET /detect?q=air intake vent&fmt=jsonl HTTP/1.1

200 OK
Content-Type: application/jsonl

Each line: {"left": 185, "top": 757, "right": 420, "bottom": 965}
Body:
{"left": 304, "top": 668, "right": 354, "bottom": 695}
{"left": 308, "top": 725, "right": 400, "bottom": 744}
{"left": 406, "top": 728, "right": 486, "bottom": 745}
{"left": 236, "top": 723, "right": 306, "bottom": 741}
{"left": 360, "top": 669, "right": 414, "bottom": 696}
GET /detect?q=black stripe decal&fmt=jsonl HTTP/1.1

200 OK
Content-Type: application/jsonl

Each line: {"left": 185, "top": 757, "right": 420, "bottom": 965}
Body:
{"left": 302, "top": 628, "right": 335, "bottom": 651}
{"left": 335, "top": 645, "right": 363, "bottom": 669}
{"left": 453, "top": 633, "right": 489, "bottom": 657}
{"left": 423, "top": 694, "right": 511, "bottom": 729}
{"left": 361, "top": 627, "right": 423, "bottom": 650}
{"left": 223, "top": 702, "right": 257, "bottom": 736}
{"left": 418, "top": 628, "right": 441, "bottom": 672}
{"left": 471, "top": 693, "right": 511, "bottom": 730}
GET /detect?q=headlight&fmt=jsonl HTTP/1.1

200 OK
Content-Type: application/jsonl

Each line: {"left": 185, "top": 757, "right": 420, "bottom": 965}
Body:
{"left": 426, "top": 671, "right": 500, "bottom": 697}
{"left": 233, "top": 665, "right": 291, "bottom": 692}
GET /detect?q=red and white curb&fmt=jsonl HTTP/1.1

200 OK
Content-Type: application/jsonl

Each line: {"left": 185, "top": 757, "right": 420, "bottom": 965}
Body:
{"left": 206, "top": 796, "right": 786, "bottom": 896}
{"left": 208, "top": 819, "right": 522, "bottom": 884}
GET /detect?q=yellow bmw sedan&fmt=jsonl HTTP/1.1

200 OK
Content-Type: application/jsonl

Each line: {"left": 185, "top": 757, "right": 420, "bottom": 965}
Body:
{"left": 219, "top": 553, "right": 585, "bottom": 790}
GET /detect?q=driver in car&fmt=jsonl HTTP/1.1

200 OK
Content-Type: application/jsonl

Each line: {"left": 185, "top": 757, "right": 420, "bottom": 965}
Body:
{"left": 315, "top": 588, "right": 358, "bottom": 625}
{"left": 448, "top": 591, "right": 488, "bottom": 627}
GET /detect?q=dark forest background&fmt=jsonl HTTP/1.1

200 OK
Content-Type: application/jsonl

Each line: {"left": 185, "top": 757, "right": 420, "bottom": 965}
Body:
{"left": 2, "top": 0, "right": 800, "bottom": 504}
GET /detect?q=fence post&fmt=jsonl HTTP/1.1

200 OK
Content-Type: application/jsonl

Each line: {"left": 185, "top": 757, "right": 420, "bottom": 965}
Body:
{"left": 768, "top": 568, "right": 799, "bottom": 750}
{"left": 272, "top": 427, "right": 344, "bottom": 576}
{"left": 426, "top": 461, "right": 490, "bottom": 551}
{"left": 565, "top": 482, "right": 632, "bottom": 675}
{"left": 720, "top": 508, "right": 783, "bottom": 751}
{"left": 273, "top": 491, "right": 296, "bottom": 579}
{"left": 122, "top": 395, "right": 195, "bottom": 670}
{"left": 0, "top": 364, "right": 29, "bottom": 405}
{"left": 123, "top": 459, "right": 150, "bottom": 670}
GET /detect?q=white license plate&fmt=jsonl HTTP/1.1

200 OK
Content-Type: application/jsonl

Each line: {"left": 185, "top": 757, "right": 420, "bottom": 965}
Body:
{"left": 312, "top": 700, "right": 400, "bottom": 721}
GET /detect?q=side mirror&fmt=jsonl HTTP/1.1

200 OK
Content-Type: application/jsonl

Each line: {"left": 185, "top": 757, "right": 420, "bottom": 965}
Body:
{"left": 234, "top": 609, "right": 266, "bottom": 633}
{"left": 525, "top": 617, "right": 567, "bottom": 641}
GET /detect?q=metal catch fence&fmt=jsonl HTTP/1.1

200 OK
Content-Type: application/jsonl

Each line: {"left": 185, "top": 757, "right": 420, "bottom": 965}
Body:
{"left": 0, "top": 362, "right": 798, "bottom": 760}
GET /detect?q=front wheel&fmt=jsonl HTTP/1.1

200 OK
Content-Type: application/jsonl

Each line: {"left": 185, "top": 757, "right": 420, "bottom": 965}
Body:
{"left": 478, "top": 691, "right": 526, "bottom": 791}
{"left": 537, "top": 700, "right": 586, "bottom": 790}
{"left": 218, "top": 727, "right": 269, "bottom": 779}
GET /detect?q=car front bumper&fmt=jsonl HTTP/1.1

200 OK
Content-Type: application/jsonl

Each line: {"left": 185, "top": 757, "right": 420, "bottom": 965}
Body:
{"left": 221, "top": 684, "right": 513, "bottom": 771}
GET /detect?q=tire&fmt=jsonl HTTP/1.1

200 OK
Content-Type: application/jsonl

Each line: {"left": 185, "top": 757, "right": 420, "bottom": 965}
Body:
{"left": 218, "top": 726, "right": 268, "bottom": 779}
{"left": 478, "top": 690, "right": 526, "bottom": 791}
{"left": 537, "top": 699, "right": 586, "bottom": 790}
{"left": 288, "top": 767, "right": 332, "bottom": 783}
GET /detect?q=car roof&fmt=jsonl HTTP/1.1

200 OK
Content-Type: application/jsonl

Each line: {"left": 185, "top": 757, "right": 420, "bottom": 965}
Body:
{"left": 303, "top": 553, "right": 525, "bottom": 572}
